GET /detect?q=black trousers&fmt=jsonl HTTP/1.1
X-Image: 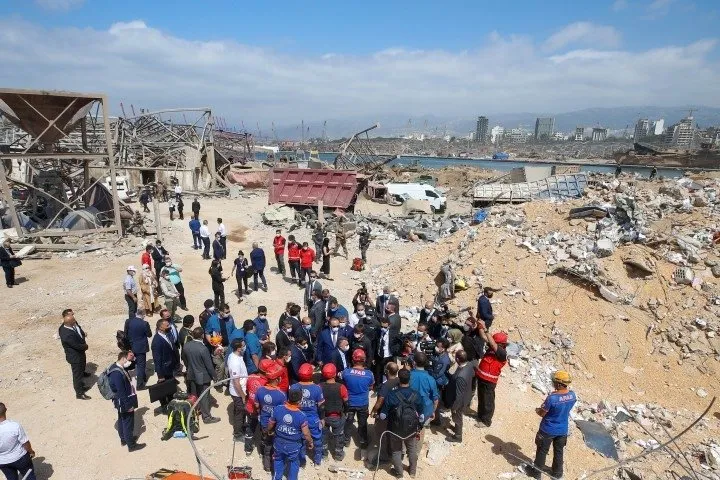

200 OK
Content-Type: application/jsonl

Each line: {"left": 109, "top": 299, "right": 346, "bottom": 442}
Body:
{"left": 476, "top": 379, "right": 496, "bottom": 426}
{"left": 373, "top": 356, "right": 391, "bottom": 389}
{"left": 0, "top": 452, "right": 36, "bottom": 480}
{"left": 2, "top": 266, "right": 15, "bottom": 287}
{"left": 202, "top": 237, "right": 211, "bottom": 259}
{"left": 175, "top": 281, "right": 187, "bottom": 309}
{"left": 245, "top": 414, "right": 259, "bottom": 454}
{"left": 134, "top": 352, "right": 147, "bottom": 385}
{"left": 220, "top": 237, "right": 227, "bottom": 259}
{"left": 213, "top": 287, "right": 225, "bottom": 310}
{"left": 531, "top": 431, "right": 568, "bottom": 479}
{"left": 117, "top": 410, "right": 135, "bottom": 445}
{"left": 236, "top": 276, "right": 248, "bottom": 297}
{"left": 70, "top": 361, "right": 86, "bottom": 395}
{"left": 125, "top": 294, "right": 137, "bottom": 319}
{"left": 288, "top": 260, "right": 300, "bottom": 280}
{"left": 231, "top": 395, "right": 247, "bottom": 436}
{"left": 275, "top": 253, "right": 286, "bottom": 274}
{"left": 344, "top": 405, "right": 370, "bottom": 449}
{"left": 189, "top": 380, "right": 211, "bottom": 418}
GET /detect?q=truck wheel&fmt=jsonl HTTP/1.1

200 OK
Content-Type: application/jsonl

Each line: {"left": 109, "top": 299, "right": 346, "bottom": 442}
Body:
{"left": 301, "top": 208, "right": 317, "bottom": 222}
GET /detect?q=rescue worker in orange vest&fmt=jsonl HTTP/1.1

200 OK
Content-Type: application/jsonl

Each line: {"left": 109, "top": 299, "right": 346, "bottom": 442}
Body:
{"left": 474, "top": 325, "right": 508, "bottom": 428}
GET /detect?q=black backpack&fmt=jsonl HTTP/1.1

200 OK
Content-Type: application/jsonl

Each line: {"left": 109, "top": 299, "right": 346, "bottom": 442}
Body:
{"left": 389, "top": 390, "right": 420, "bottom": 438}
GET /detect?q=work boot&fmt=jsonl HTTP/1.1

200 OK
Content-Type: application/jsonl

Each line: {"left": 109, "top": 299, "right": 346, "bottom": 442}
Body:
{"left": 128, "top": 442, "right": 146, "bottom": 452}
{"left": 203, "top": 416, "right": 221, "bottom": 424}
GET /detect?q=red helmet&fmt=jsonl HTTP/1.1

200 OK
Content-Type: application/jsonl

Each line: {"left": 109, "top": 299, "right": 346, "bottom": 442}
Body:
{"left": 265, "top": 363, "right": 284, "bottom": 380}
{"left": 259, "top": 359, "right": 275, "bottom": 374}
{"left": 322, "top": 363, "right": 337, "bottom": 379}
{"left": 298, "top": 363, "right": 314, "bottom": 381}
{"left": 352, "top": 348, "right": 367, "bottom": 363}
{"left": 187, "top": 394, "right": 198, "bottom": 404}
{"left": 492, "top": 332, "right": 508, "bottom": 344}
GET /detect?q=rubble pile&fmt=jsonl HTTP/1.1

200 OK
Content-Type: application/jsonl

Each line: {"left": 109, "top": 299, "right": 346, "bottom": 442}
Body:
{"left": 355, "top": 212, "right": 471, "bottom": 242}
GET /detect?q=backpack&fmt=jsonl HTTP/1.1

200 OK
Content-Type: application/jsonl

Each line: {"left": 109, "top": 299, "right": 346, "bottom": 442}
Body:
{"left": 389, "top": 390, "right": 420, "bottom": 438}
{"left": 116, "top": 330, "right": 131, "bottom": 351}
{"left": 161, "top": 397, "right": 200, "bottom": 440}
{"left": 351, "top": 257, "right": 365, "bottom": 271}
{"left": 97, "top": 364, "right": 122, "bottom": 400}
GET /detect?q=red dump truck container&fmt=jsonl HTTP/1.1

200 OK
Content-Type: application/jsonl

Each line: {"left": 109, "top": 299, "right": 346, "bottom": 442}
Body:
{"left": 268, "top": 168, "right": 359, "bottom": 210}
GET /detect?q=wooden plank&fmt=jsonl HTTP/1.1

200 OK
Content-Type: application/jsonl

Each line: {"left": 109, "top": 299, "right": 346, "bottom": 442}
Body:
{"left": 8, "top": 243, "right": 105, "bottom": 252}
{"left": 20, "top": 226, "right": 119, "bottom": 238}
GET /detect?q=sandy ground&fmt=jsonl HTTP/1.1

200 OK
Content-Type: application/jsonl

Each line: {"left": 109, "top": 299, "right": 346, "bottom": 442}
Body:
{"left": 2, "top": 188, "right": 718, "bottom": 480}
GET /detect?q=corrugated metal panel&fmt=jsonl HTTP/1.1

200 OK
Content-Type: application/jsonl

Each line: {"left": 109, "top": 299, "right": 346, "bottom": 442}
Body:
{"left": 473, "top": 173, "right": 588, "bottom": 202}
{"left": 269, "top": 168, "right": 358, "bottom": 209}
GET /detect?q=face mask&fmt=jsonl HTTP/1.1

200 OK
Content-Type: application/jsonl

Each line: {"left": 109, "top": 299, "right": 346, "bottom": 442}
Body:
{"left": 304, "top": 324, "right": 312, "bottom": 330}
{"left": 441, "top": 325, "right": 449, "bottom": 331}
{"left": 339, "top": 323, "right": 347, "bottom": 328}
{"left": 285, "top": 328, "right": 293, "bottom": 333}
{"left": 299, "top": 344, "right": 308, "bottom": 350}
{"left": 285, "top": 355, "right": 291, "bottom": 363}
{"left": 463, "top": 324, "right": 471, "bottom": 331}
{"left": 340, "top": 345, "right": 350, "bottom": 352}
{"left": 331, "top": 327, "right": 339, "bottom": 333}
{"left": 259, "top": 315, "right": 266, "bottom": 320}
{"left": 435, "top": 346, "right": 441, "bottom": 354}
{"left": 240, "top": 347, "right": 247, "bottom": 354}
{"left": 357, "top": 311, "right": 366, "bottom": 318}
{"left": 424, "top": 308, "right": 432, "bottom": 313}
{"left": 270, "top": 350, "right": 277, "bottom": 358}
{"left": 381, "top": 327, "right": 388, "bottom": 333}
{"left": 123, "top": 361, "right": 132, "bottom": 368}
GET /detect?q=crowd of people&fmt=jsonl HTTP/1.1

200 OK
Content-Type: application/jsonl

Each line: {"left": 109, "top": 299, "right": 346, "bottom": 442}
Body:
{"left": 0, "top": 202, "right": 577, "bottom": 480}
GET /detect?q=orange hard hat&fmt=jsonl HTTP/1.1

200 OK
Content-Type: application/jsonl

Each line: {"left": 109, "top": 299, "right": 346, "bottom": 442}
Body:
{"left": 265, "top": 363, "right": 284, "bottom": 380}
{"left": 298, "top": 363, "right": 314, "bottom": 381}
{"left": 258, "top": 359, "right": 275, "bottom": 374}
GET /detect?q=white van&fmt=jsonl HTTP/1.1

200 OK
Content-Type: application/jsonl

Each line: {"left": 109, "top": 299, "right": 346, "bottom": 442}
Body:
{"left": 386, "top": 183, "right": 447, "bottom": 213}
{"left": 102, "top": 176, "right": 134, "bottom": 201}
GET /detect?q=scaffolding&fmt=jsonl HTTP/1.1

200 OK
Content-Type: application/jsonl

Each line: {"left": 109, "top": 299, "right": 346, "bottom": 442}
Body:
{"left": 333, "top": 124, "right": 397, "bottom": 175}
{"left": 0, "top": 88, "right": 124, "bottom": 240}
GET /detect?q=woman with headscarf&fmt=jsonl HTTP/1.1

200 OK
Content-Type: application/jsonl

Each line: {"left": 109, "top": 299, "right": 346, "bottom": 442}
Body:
{"left": 140, "top": 264, "right": 159, "bottom": 316}
{"left": 0, "top": 238, "right": 20, "bottom": 288}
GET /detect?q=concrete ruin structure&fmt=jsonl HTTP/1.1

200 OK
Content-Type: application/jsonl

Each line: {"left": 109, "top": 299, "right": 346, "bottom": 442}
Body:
{"left": 0, "top": 88, "right": 125, "bottom": 239}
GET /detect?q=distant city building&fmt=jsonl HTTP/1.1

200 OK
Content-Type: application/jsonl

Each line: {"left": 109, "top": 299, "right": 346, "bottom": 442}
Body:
{"left": 534, "top": 117, "right": 555, "bottom": 140}
{"left": 476, "top": 116, "right": 489, "bottom": 144}
{"left": 552, "top": 132, "right": 566, "bottom": 141}
{"left": 490, "top": 125, "right": 504, "bottom": 144}
{"left": 591, "top": 128, "right": 608, "bottom": 142}
{"left": 664, "top": 115, "right": 695, "bottom": 147}
{"left": 574, "top": 127, "right": 586, "bottom": 141}
{"left": 652, "top": 119, "right": 665, "bottom": 135}
{"left": 634, "top": 119, "right": 650, "bottom": 142}
{"left": 509, "top": 128, "right": 528, "bottom": 143}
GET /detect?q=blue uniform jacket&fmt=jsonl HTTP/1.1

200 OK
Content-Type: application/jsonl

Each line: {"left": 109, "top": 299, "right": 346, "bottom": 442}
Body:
{"left": 409, "top": 369, "right": 440, "bottom": 419}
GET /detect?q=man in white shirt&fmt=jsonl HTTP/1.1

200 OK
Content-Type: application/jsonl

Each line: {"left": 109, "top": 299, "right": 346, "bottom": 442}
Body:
{"left": 227, "top": 338, "right": 249, "bottom": 442}
{"left": 0, "top": 403, "right": 36, "bottom": 480}
{"left": 174, "top": 184, "right": 182, "bottom": 200}
{"left": 217, "top": 218, "right": 227, "bottom": 260}
{"left": 200, "top": 220, "right": 211, "bottom": 260}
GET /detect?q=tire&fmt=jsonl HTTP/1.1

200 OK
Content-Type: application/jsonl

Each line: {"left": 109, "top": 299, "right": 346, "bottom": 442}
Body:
{"left": 301, "top": 208, "right": 317, "bottom": 222}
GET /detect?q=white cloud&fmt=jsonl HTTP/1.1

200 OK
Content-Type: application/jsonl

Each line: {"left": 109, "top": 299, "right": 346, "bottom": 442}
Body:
{"left": 646, "top": 0, "right": 676, "bottom": 17}
{"left": 0, "top": 20, "right": 717, "bottom": 126}
{"left": 612, "top": 0, "right": 629, "bottom": 11}
{"left": 34, "top": 0, "right": 85, "bottom": 11}
{"left": 543, "top": 22, "right": 622, "bottom": 52}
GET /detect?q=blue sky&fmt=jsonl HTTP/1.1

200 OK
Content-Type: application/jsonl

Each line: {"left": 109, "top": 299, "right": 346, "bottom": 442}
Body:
{"left": 0, "top": 0, "right": 719, "bottom": 128}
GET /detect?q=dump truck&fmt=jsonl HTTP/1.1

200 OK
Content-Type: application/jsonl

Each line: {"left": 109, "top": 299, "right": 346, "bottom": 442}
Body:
{"left": 268, "top": 168, "right": 361, "bottom": 219}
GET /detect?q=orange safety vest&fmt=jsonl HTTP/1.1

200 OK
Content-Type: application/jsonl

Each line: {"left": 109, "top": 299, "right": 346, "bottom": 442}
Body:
{"left": 476, "top": 351, "right": 506, "bottom": 384}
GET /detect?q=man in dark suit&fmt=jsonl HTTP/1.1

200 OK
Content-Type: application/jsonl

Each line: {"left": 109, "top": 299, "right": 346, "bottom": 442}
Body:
{"left": 308, "top": 290, "right": 326, "bottom": 336}
{"left": 375, "top": 286, "right": 399, "bottom": 320}
{"left": 373, "top": 316, "right": 401, "bottom": 387}
{"left": 447, "top": 350, "right": 475, "bottom": 443}
{"left": 288, "top": 337, "right": 312, "bottom": 384}
{"left": 294, "top": 317, "right": 315, "bottom": 361}
{"left": 386, "top": 303, "right": 402, "bottom": 334}
{"left": 317, "top": 318, "right": 341, "bottom": 365}
{"left": 304, "top": 273, "right": 322, "bottom": 310}
{"left": 476, "top": 287, "right": 495, "bottom": 330}
{"left": 58, "top": 308, "right": 90, "bottom": 399}
{"left": 151, "top": 318, "right": 178, "bottom": 411}
{"left": 349, "top": 324, "right": 373, "bottom": 358}
{"left": 182, "top": 327, "right": 220, "bottom": 423}
{"left": 275, "top": 318, "right": 295, "bottom": 353}
{"left": 321, "top": 289, "right": 338, "bottom": 319}
{"left": 108, "top": 350, "right": 145, "bottom": 451}
{"left": 329, "top": 337, "right": 350, "bottom": 373}
{"left": 151, "top": 239, "right": 169, "bottom": 281}
{"left": 124, "top": 309, "right": 152, "bottom": 389}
